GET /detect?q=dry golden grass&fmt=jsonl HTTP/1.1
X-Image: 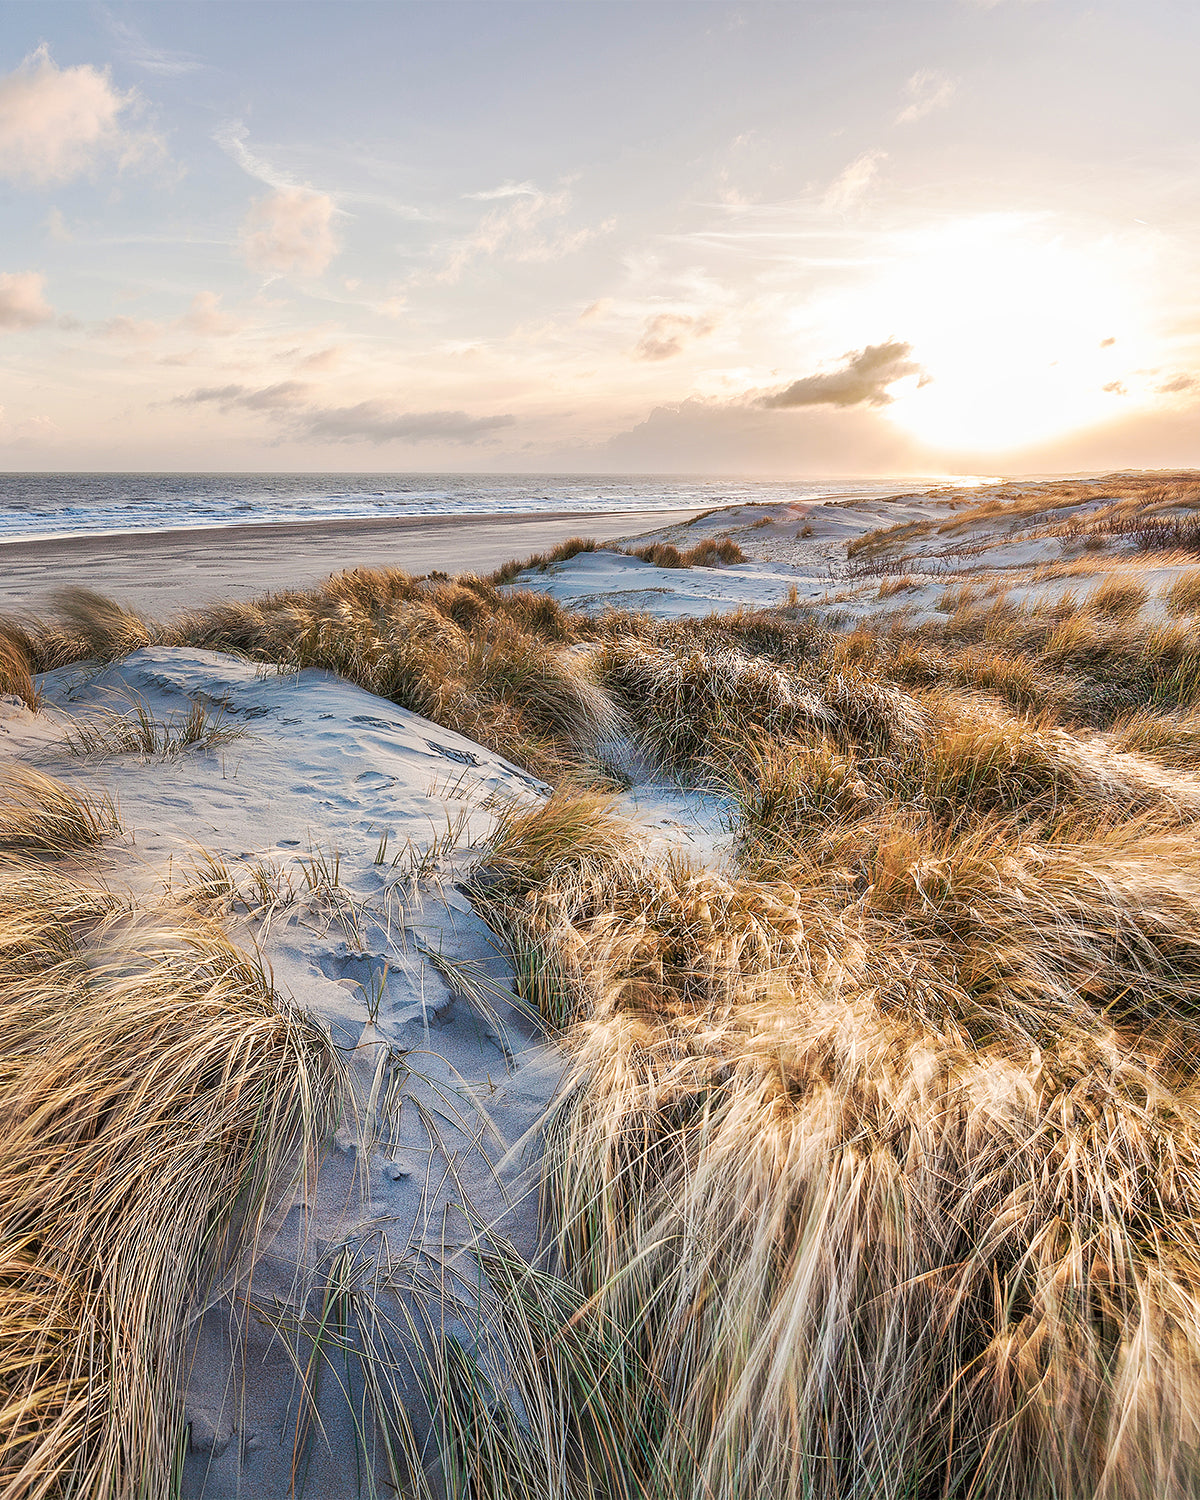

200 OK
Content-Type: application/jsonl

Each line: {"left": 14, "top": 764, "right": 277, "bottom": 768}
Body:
{"left": 1168, "top": 568, "right": 1200, "bottom": 617}
{"left": 1088, "top": 574, "right": 1150, "bottom": 617}
{"left": 468, "top": 772, "right": 1200, "bottom": 1500}
{"left": 62, "top": 698, "right": 243, "bottom": 759}
{"left": 623, "top": 537, "right": 746, "bottom": 568}
{"left": 0, "top": 763, "right": 343, "bottom": 1500}
{"left": 1109, "top": 705, "right": 1200, "bottom": 769}
{"left": 14, "top": 518, "right": 1200, "bottom": 1495}
{"left": 0, "top": 625, "right": 37, "bottom": 711}
{"left": 875, "top": 573, "right": 921, "bottom": 599}
{"left": 0, "top": 765, "right": 119, "bottom": 854}
{"left": 488, "top": 535, "right": 599, "bottom": 585}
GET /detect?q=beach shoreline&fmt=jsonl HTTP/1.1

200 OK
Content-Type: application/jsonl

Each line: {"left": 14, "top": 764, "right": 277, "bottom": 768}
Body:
{"left": 0, "top": 505, "right": 708, "bottom": 615}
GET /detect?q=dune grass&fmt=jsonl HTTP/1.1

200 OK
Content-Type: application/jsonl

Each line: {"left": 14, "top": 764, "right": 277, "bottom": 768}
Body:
{"left": 13, "top": 491, "right": 1200, "bottom": 1495}
{"left": 0, "top": 763, "right": 343, "bottom": 1500}
{"left": 1167, "top": 568, "right": 1200, "bottom": 617}
{"left": 464, "top": 758, "right": 1200, "bottom": 1499}
{"left": 0, "top": 626, "right": 38, "bottom": 711}
{"left": 622, "top": 537, "right": 746, "bottom": 568}
{"left": 63, "top": 697, "right": 243, "bottom": 759}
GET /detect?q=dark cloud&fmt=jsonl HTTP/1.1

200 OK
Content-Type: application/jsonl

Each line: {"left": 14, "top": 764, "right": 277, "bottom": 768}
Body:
{"left": 634, "top": 312, "right": 717, "bottom": 362}
{"left": 1157, "top": 374, "right": 1196, "bottom": 395}
{"left": 758, "top": 340, "right": 921, "bottom": 409}
{"left": 174, "top": 382, "right": 514, "bottom": 446}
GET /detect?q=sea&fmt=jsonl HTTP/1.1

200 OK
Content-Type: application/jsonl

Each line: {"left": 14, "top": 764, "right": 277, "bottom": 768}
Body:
{"left": 0, "top": 473, "right": 990, "bottom": 546}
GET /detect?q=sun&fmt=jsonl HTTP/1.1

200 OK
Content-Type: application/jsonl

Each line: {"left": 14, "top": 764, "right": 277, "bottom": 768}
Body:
{"left": 835, "top": 214, "right": 1156, "bottom": 453}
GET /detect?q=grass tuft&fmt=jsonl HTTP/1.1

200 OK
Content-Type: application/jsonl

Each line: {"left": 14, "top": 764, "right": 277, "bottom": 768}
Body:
{"left": 0, "top": 778, "right": 343, "bottom": 1499}
{"left": 0, "top": 765, "right": 119, "bottom": 854}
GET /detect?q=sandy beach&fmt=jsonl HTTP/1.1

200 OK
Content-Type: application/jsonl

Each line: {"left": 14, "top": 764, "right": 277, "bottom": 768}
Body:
{"left": 0, "top": 507, "right": 706, "bottom": 616}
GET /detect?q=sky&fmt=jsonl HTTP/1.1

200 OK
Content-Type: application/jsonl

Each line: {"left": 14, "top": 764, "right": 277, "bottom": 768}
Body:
{"left": 1, "top": 0, "right": 1199, "bottom": 475}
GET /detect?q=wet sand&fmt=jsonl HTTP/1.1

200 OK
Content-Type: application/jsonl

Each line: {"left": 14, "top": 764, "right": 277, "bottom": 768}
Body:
{"left": 0, "top": 507, "right": 705, "bottom": 616}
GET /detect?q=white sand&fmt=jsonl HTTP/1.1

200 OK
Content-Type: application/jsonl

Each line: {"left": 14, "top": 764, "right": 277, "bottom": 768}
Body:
{"left": 4, "top": 651, "right": 569, "bottom": 1495}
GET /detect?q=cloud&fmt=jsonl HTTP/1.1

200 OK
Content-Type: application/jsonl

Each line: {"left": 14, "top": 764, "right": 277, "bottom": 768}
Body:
{"left": 240, "top": 188, "right": 338, "bottom": 276}
{"left": 1102, "top": 380, "right": 1128, "bottom": 396}
{"left": 298, "top": 402, "right": 516, "bottom": 445}
{"left": 895, "top": 69, "right": 956, "bottom": 125}
{"left": 439, "top": 185, "right": 604, "bottom": 281}
{"left": 175, "top": 382, "right": 310, "bottom": 412}
{"left": 1100, "top": 336, "right": 1116, "bottom": 347}
{"left": 596, "top": 397, "right": 920, "bottom": 475}
{"left": 0, "top": 272, "right": 53, "bottom": 330}
{"left": 102, "top": 12, "right": 202, "bottom": 76}
{"left": 0, "top": 44, "right": 157, "bottom": 185}
{"left": 175, "top": 382, "right": 515, "bottom": 445}
{"left": 296, "top": 345, "right": 344, "bottom": 372}
{"left": 822, "top": 150, "right": 887, "bottom": 213}
{"left": 176, "top": 291, "right": 241, "bottom": 336}
{"left": 214, "top": 121, "right": 294, "bottom": 191}
{"left": 464, "top": 180, "right": 540, "bottom": 201}
{"left": 1157, "top": 374, "right": 1196, "bottom": 395}
{"left": 758, "top": 340, "right": 921, "bottom": 409}
{"left": 634, "top": 312, "right": 719, "bottom": 362}
{"left": 45, "top": 207, "right": 71, "bottom": 242}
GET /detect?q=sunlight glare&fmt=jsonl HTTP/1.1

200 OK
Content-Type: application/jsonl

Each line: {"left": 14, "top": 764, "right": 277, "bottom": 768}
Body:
{"left": 848, "top": 215, "right": 1155, "bottom": 452}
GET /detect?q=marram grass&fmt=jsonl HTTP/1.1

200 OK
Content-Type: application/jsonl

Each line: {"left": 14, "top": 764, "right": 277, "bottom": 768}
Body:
{"left": 468, "top": 786, "right": 1200, "bottom": 1500}
{"left": 10, "top": 489, "right": 1200, "bottom": 1495}
{"left": 0, "top": 764, "right": 343, "bottom": 1500}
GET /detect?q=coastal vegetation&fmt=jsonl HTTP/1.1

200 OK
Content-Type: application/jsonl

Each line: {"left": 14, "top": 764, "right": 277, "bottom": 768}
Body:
{"left": 6, "top": 478, "right": 1200, "bottom": 1495}
{"left": 0, "top": 766, "right": 341, "bottom": 1500}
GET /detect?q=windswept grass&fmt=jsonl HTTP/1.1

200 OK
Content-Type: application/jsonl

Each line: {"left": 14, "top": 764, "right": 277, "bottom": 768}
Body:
{"left": 1167, "top": 568, "right": 1200, "bottom": 617}
{"left": 0, "top": 625, "right": 37, "bottom": 711}
{"left": 0, "top": 764, "right": 119, "bottom": 854}
{"left": 1088, "top": 574, "right": 1150, "bottom": 616}
{"left": 488, "top": 536, "right": 599, "bottom": 586}
{"left": 13, "top": 489, "right": 1200, "bottom": 1495}
{"left": 468, "top": 778, "right": 1200, "bottom": 1500}
{"left": 0, "top": 771, "right": 343, "bottom": 1500}
{"left": 52, "top": 586, "right": 157, "bottom": 661}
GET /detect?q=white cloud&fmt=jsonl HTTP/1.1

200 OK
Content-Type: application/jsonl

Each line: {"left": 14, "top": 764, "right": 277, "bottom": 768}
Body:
{"left": 176, "top": 291, "right": 241, "bottom": 336}
{"left": 0, "top": 272, "right": 54, "bottom": 330}
{"left": 296, "top": 346, "right": 344, "bottom": 372}
{"left": 438, "top": 185, "right": 604, "bottom": 281}
{"left": 92, "top": 315, "right": 161, "bottom": 342}
{"left": 464, "top": 180, "right": 540, "bottom": 201}
{"left": 0, "top": 44, "right": 156, "bottom": 185}
{"left": 102, "top": 13, "right": 202, "bottom": 76}
{"left": 175, "top": 383, "right": 514, "bottom": 445}
{"left": 634, "top": 312, "right": 719, "bottom": 361}
{"left": 822, "top": 150, "right": 887, "bottom": 213}
{"left": 214, "top": 121, "right": 294, "bottom": 191}
{"left": 895, "top": 70, "right": 957, "bottom": 125}
{"left": 240, "top": 188, "right": 339, "bottom": 276}
{"left": 44, "top": 207, "right": 71, "bottom": 242}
